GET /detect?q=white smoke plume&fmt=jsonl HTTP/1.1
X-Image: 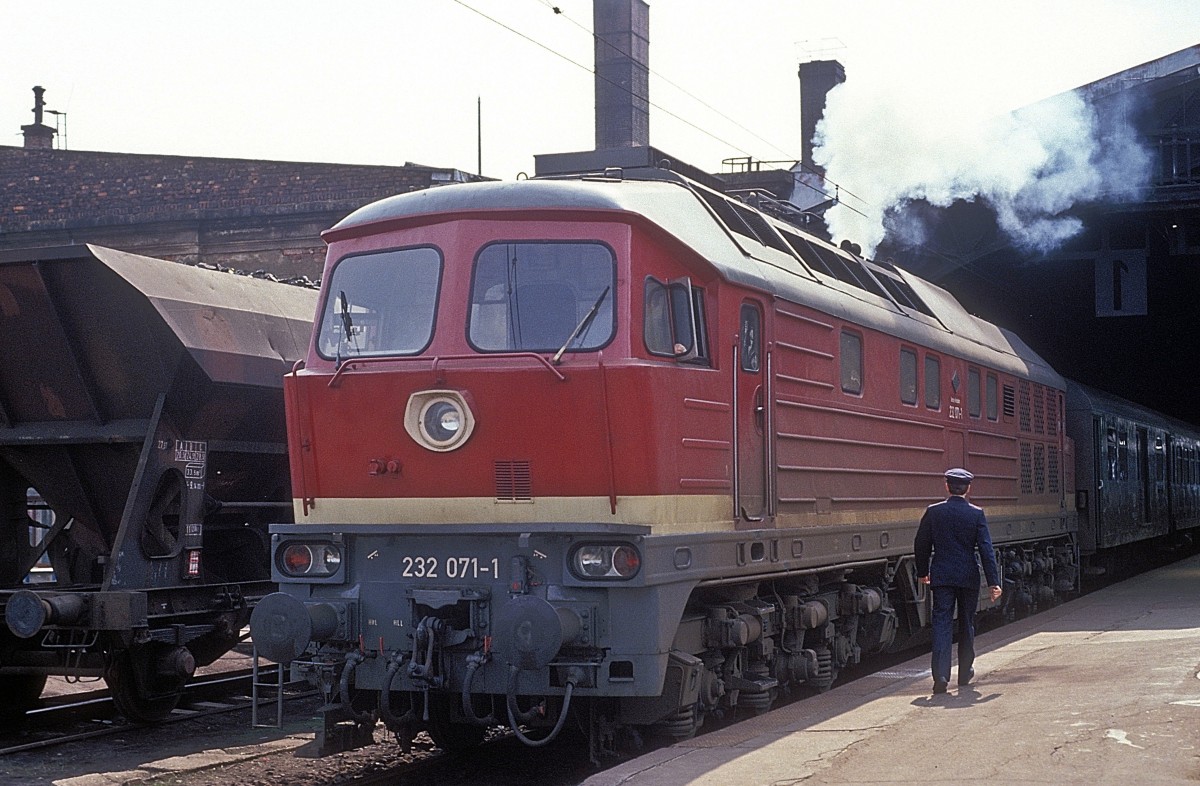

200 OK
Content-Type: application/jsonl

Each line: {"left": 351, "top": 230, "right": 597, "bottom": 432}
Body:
{"left": 812, "top": 79, "right": 1152, "bottom": 257}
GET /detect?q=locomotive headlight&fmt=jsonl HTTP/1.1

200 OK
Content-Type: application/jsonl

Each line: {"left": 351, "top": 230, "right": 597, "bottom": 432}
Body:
{"left": 405, "top": 390, "right": 476, "bottom": 452}
{"left": 424, "top": 401, "right": 462, "bottom": 441}
{"left": 278, "top": 542, "right": 342, "bottom": 577}
{"left": 571, "top": 543, "right": 641, "bottom": 580}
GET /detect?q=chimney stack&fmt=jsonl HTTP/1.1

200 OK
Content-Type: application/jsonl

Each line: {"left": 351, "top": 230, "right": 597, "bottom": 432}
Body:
{"left": 797, "top": 60, "right": 845, "bottom": 173}
{"left": 593, "top": 0, "right": 650, "bottom": 150}
{"left": 21, "top": 86, "right": 57, "bottom": 150}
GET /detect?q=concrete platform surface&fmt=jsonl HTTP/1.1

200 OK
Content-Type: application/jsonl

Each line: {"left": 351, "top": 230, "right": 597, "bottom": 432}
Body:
{"left": 581, "top": 554, "right": 1200, "bottom": 786}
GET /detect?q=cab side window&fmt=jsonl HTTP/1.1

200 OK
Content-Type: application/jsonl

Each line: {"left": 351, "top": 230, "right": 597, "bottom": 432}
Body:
{"left": 644, "top": 277, "right": 710, "bottom": 365}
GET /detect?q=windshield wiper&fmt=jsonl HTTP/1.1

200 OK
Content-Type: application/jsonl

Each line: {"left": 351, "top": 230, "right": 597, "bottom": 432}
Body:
{"left": 336, "top": 290, "right": 357, "bottom": 369}
{"left": 552, "top": 286, "right": 610, "bottom": 365}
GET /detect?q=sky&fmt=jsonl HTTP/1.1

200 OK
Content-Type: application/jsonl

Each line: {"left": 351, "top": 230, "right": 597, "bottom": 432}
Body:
{"left": 4, "top": 1, "right": 1200, "bottom": 250}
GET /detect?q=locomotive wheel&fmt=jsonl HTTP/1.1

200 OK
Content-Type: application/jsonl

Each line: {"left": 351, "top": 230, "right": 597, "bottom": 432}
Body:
{"left": 426, "top": 695, "right": 486, "bottom": 752}
{"left": 105, "top": 653, "right": 185, "bottom": 723}
{"left": 0, "top": 674, "right": 48, "bottom": 721}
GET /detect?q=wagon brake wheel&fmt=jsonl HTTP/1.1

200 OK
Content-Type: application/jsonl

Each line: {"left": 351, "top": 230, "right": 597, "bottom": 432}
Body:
{"left": 105, "top": 652, "right": 186, "bottom": 723}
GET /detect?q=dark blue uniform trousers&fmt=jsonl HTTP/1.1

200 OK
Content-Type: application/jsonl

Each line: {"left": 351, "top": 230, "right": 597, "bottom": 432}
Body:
{"left": 931, "top": 583, "right": 981, "bottom": 685}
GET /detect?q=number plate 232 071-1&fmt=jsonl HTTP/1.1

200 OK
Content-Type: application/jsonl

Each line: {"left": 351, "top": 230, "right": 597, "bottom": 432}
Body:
{"left": 397, "top": 556, "right": 500, "bottom": 579}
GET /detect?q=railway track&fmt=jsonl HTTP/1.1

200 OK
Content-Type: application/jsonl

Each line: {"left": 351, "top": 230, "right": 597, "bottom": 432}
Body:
{"left": 0, "top": 667, "right": 313, "bottom": 756}
{"left": 6, "top": 548, "right": 1194, "bottom": 785}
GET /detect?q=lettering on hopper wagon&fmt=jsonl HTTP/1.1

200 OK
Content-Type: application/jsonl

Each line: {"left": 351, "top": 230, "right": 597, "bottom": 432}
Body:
{"left": 175, "top": 440, "right": 207, "bottom": 463}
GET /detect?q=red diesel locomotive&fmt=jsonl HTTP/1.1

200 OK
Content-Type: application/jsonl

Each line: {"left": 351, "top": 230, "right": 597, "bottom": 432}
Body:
{"left": 250, "top": 167, "right": 1092, "bottom": 754}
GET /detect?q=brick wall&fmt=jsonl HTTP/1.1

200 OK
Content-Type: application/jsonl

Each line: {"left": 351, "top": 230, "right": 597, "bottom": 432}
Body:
{"left": 0, "top": 146, "right": 486, "bottom": 279}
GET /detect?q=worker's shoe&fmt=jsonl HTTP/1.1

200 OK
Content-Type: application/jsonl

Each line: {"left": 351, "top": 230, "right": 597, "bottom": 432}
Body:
{"left": 932, "top": 680, "right": 948, "bottom": 694}
{"left": 958, "top": 668, "right": 975, "bottom": 686}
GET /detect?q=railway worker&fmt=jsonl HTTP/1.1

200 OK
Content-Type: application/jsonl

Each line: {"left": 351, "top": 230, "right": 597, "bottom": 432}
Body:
{"left": 914, "top": 468, "right": 1003, "bottom": 694}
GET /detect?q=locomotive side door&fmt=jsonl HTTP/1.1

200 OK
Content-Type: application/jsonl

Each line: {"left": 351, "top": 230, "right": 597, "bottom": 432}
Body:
{"left": 735, "top": 301, "right": 768, "bottom": 526}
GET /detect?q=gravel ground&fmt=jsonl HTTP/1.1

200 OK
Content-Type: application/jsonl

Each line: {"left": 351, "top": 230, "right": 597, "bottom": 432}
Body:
{"left": 0, "top": 693, "right": 606, "bottom": 786}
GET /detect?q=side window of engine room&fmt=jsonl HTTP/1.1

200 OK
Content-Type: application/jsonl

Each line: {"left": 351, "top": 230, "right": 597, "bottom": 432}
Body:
{"left": 469, "top": 242, "right": 615, "bottom": 353}
{"left": 924, "top": 354, "right": 941, "bottom": 410}
{"left": 317, "top": 246, "right": 443, "bottom": 360}
{"left": 840, "top": 330, "right": 863, "bottom": 395}
{"left": 899, "top": 347, "right": 918, "bottom": 405}
{"left": 644, "top": 277, "right": 710, "bottom": 365}
{"left": 968, "top": 367, "right": 982, "bottom": 418}
{"left": 986, "top": 373, "right": 999, "bottom": 420}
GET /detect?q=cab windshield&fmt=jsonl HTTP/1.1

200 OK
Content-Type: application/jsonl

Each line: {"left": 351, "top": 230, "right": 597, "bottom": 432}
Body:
{"left": 316, "top": 246, "right": 442, "bottom": 360}
{"left": 468, "top": 241, "right": 615, "bottom": 353}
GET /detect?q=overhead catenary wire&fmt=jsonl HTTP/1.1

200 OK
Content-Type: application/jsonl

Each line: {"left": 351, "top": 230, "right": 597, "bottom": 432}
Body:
{"left": 451, "top": 0, "right": 883, "bottom": 227}
{"left": 533, "top": 0, "right": 800, "bottom": 163}
{"left": 449, "top": 1, "right": 757, "bottom": 156}
{"left": 531, "top": 0, "right": 875, "bottom": 216}
{"left": 450, "top": 0, "right": 875, "bottom": 219}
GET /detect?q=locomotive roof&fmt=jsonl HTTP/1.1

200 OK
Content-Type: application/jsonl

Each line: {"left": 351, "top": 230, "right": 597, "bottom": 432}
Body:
{"left": 329, "top": 175, "right": 1063, "bottom": 390}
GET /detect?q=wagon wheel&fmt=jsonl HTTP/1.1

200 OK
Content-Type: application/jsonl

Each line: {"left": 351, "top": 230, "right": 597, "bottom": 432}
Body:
{"left": 0, "top": 674, "right": 47, "bottom": 723}
{"left": 105, "top": 651, "right": 186, "bottom": 723}
{"left": 425, "top": 694, "right": 486, "bottom": 752}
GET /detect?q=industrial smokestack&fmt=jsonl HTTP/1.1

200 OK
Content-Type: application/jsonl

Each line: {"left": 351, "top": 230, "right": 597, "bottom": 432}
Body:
{"left": 21, "top": 86, "right": 57, "bottom": 150}
{"left": 593, "top": 0, "right": 649, "bottom": 150}
{"left": 798, "top": 60, "right": 845, "bottom": 173}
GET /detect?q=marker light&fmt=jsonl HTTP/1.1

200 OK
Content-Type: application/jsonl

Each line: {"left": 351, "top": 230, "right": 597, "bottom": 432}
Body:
{"left": 279, "top": 543, "right": 342, "bottom": 577}
{"left": 571, "top": 543, "right": 641, "bottom": 580}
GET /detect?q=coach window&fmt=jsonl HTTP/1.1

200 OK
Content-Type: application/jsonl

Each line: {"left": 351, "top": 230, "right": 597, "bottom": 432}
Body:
{"left": 968, "top": 368, "right": 982, "bottom": 418}
{"left": 317, "top": 246, "right": 442, "bottom": 360}
{"left": 1108, "top": 426, "right": 1130, "bottom": 481}
{"left": 644, "top": 277, "right": 710, "bottom": 365}
{"left": 1117, "top": 427, "right": 1129, "bottom": 481}
{"left": 900, "top": 348, "right": 918, "bottom": 405}
{"left": 469, "top": 242, "right": 615, "bottom": 353}
{"left": 924, "top": 355, "right": 941, "bottom": 410}
{"left": 841, "top": 330, "right": 863, "bottom": 395}
{"left": 986, "top": 374, "right": 999, "bottom": 420}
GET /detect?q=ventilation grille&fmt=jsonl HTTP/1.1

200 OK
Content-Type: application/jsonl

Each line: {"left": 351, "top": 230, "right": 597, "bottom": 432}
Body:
{"left": 1003, "top": 385, "right": 1017, "bottom": 419}
{"left": 1034, "top": 443, "right": 1046, "bottom": 494}
{"left": 1033, "top": 385, "right": 1045, "bottom": 435}
{"left": 1020, "top": 443, "right": 1033, "bottom": 494}
{"left": 495, "top": 460, "right": 532, "bottom": 502}
{"left": 1019, "top": 380, "right": 1031, "bottom": 432}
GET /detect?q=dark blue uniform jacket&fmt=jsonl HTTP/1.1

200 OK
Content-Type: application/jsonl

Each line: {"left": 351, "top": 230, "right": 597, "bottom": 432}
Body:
{"left": 914, "top": 495, "right": 1001, "bottom": 588}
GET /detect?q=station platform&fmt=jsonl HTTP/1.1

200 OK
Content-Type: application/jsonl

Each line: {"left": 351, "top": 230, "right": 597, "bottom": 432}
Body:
{"left": 582, "top": 553, "right": 1200, "bottom": 786}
